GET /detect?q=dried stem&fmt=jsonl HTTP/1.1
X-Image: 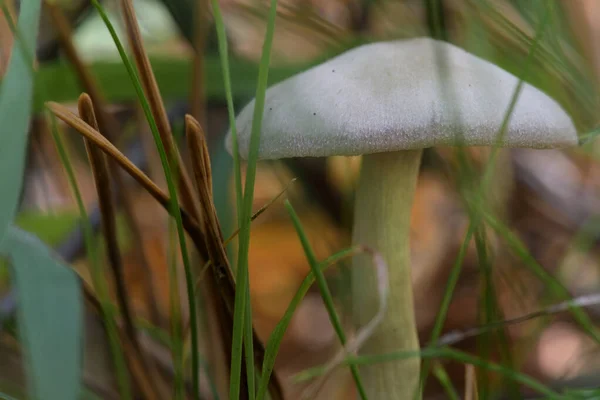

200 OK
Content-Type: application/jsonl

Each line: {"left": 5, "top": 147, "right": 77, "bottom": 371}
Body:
{"left": 46, "top": 102, "right": 204, "bottom": 248}
{"left": 78, "top": 94, "right": 164, "bottom": 400}
{"left": 186, "top": 115, "right": 231, "bottom": 398}
{"left": 118, "top": 0, "right": 199, "bottom": 218}
{"left": 185, "top": 115, "right": 284, "bottom": 400}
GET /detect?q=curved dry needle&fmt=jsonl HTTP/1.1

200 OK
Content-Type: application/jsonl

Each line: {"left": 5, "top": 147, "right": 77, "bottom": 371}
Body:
{"left": 46, "top": 102, "right": 203, "bottom": 240}
{"left": 301, "top": 246, "right": 389, "bottom": 400}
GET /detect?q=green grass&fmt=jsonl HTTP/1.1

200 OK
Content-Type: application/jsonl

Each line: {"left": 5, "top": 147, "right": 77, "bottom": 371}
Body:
{"left": 229, "top": 0, "right": 277, "bottom": 399}
{"left": 257, "top": 244, "right": 366, "bottom": 400}
{"left": 208, "top": 0, "right": 255, "bottom": 395}
{"left": 297, "top": 347, "right": 565, "bottom": 399}
{"left": 285, "top": 200, "right": 368, "bottom": 399}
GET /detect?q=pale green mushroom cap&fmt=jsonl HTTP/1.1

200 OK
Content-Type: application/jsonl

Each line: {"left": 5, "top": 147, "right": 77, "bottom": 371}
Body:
{"left": 225, "top": 37, "right": 578, "bottom": 160}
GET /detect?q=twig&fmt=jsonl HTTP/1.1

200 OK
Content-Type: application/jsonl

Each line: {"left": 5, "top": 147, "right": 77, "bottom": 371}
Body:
{"left": 465, "top": 364, "right": 478, "bottom": 400}
{"left": 435, "top": 293, "right": 600, "bottom": 347}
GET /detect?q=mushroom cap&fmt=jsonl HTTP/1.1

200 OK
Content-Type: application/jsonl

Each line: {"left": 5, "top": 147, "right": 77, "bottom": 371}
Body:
{"left": 226, "top": 37, "right": 578, "bottom": 160}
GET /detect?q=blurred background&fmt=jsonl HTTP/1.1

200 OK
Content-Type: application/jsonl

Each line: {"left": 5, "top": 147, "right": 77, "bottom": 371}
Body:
{"left": 3, "top": 0, "right": 600, "bottom": 399}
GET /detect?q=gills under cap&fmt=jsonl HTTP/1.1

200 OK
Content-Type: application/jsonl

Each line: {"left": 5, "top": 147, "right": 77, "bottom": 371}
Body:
{"left": 226, "top": 37, "right": 578, "bottom": 160}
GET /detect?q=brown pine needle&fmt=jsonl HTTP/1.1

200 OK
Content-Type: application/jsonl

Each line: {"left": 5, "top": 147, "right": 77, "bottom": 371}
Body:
{"left": 46, "top": 102, "right": 204, "bottom": 245}
{"left": 186, "top": 114, "right": 233, "bottom": 399}
{"left": 118, "top": 4, "right": 230, "bottom": 396}
{"left": 195, "top": 176, "right": 298, "bottom": 291}
{"left": 78, "top": 93, "right": 137, "bottom": 344}
{"left": 78, "top": 94, "right": 164, "bottom": 400}
{"left": 46, "top": 1, "right": 162, "bottom": 326}
{"left": 118, "top": 0, "right": 200, "bottom": 220}
{"left": 185, "top": 115, "right": 284, "bottom": 400}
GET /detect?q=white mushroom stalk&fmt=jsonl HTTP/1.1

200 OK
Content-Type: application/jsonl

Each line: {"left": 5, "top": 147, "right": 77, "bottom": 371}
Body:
{"left": 225, "top": 37, "right": 578, "bottom": 399}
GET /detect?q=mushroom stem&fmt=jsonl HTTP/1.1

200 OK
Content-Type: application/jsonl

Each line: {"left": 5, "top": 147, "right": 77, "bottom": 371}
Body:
{"left": 352, "top": 149, "right": 422, "bottom": 399}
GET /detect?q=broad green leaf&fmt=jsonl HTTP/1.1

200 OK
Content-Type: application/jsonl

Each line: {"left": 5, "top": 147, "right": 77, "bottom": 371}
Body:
{"left": 0, "top": 0, "right": 42, "bottom": 246}
{"left": 1, "top": 211, "right": 78, "bottom": 291}
{"left": 1, "top": 226, "right": 82, "bottom": 400}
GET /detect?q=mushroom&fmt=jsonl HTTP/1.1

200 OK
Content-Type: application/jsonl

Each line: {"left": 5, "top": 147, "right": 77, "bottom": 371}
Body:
{"left": 225, "top": 37, "right": 578, "bottom": 399}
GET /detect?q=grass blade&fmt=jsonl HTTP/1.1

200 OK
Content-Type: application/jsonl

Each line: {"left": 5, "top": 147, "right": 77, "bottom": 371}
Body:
{"left": 284, "top": 200, "right": 369, "bottom": 399}
{"left": 431, "top": 362, "right": 460, "bottom": 400}
{"left": 209, "top": 2, "right": 248, "bottom": 396}
{"left": 229, "top": 0, "right": 279, "bottom": 398}
{"left": 297, "top": 348, "right": 564, "bottom": 399}
{"left": 419, "top": 3, "right": 554, "bottom": 394}
{"left": 1, "top": 226, "right": 82, "bottom": 400}
{"left": 483, "top": 211, "right": 600, "bottom": 343}
{"left": 167, "top": 217, "right": 185, "bottom": 400}
{"left": 209, "top": 0, "right": 243, "bottom": 212}
{"left": 257, "top": 246, "right": 364, "bottom": 399}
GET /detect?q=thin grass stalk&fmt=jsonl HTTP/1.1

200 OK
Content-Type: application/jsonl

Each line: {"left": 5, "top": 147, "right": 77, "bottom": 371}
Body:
{"left": 167, "top": 216, "right": 185, "bottom": 400}
{"left": 228, "top": 0, "right": 279, "bottom": 397}
{"left": 421, "top": 3, "right": 553, "bottom": 392}
{"left": 256, "top": 246, "right": 364, "bottom": 399}
{"left": 297, "top": 348, "right": 564, "bottom": 399}
{"left": 419, "top": 222, "right": 475, "bottom": 393}
{"left": 432, "top": 363, "right": 460, "bottom": 400}
{"left": 207, "top": 5, "right": 255, "bottom": 393}
{"left": 483, "top": 211, "right": 600, "bottom": 343}
{"left": 204, "top": 0, "right": 242, "bottom": 212}
{"left": 284, "top": 201, "right": 368, "bottom": 399}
